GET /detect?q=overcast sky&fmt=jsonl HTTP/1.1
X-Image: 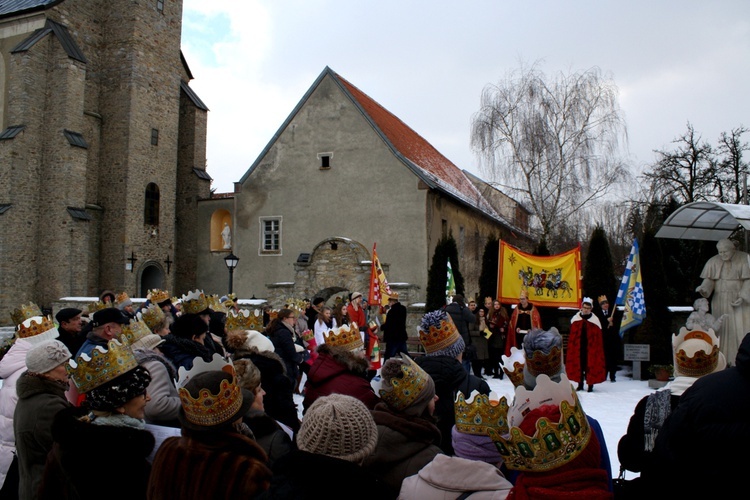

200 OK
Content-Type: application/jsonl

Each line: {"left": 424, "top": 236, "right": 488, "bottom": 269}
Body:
{"left": 181, "top": 1, "right": 750, "bottom": 194}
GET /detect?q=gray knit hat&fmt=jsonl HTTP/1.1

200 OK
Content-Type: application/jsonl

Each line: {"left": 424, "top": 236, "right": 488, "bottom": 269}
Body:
{"left": 297, "top": 394, "right": 378, "bottom": 464}
{"left": 522, "top": 327, "right": 564, "bottom": 389}
{"left": 25, "top": 339, "right": 71, "bottom": 374}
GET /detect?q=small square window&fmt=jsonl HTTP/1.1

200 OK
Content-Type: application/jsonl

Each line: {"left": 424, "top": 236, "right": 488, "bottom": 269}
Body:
{"left": 151, "top": 128, "right": 159, "bottom": 146}
{"left": 318, "top": 152, "right": 333, "bottom": 170}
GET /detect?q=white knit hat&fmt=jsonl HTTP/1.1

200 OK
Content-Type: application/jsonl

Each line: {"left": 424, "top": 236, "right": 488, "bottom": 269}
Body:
{"left": 25, "top": 340, "right": 71, "bottom": 374}
{"left": 297, "top": 394, "right": 378, "bottom": 463}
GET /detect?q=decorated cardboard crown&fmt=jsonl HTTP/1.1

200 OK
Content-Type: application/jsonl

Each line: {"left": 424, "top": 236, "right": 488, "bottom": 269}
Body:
{"left": 488, "top": 373, "right": 591, "bottom": 472}
{"left": 115, "top": 292, "right": 131, "bottom": 306}
{"left": 67, "top": 339, "right": 138, "bottom": 394}
{"left": 502, "top": 347, "right": 526, "bottom": 387}
{"left": 138, "top": 304, "right": 166, "bottom": 332}
{"left": 11, "top": 303, "right": 43, "bottom": 327}
{"left": 181, "top": 290, "right": 210, "bottom": 315}
{"left": 147, "top": 289, "right": 170, "bottom": 304}
{"left": 597, "top": 295, "right": 608, "bottom": 304}
{"left": 120, "top": 318, "right": 152, "bottom": 346}
{"left": 87, "top": 300, "right": 114, "bottom": 315}
{"left": 418, "top": 310, "right": 460, "bottom": 354}
{"left": 17, "top": 316, "right": 57, "bottom": 342}
{"left": 672, "top": 327, "right": 726, "bottom": 377}
{"left": 225, "top": 309, "right": 262, "bottom": 331}
{"left": 206, "top": 294, "right": 227, "bottom": 314}
{"left": 454, "top": 390, "right": 510, "bottom": 436}
{"left": 324, "top": 322, "right": 363, "bottom": 351}
{"left": 379, "top": 354, "right": 430, "bottom": 411}
{"left": 525, "top": 345, "right": 563, "bottom": 378}
{"left": 268, "top": 309, "right": 279, "bottom": 321}
{"left": 177, "top": 354, "right": 243, "bottom": 427}
{"left": 283, "top": 297, "right": 307, "bottom": 313}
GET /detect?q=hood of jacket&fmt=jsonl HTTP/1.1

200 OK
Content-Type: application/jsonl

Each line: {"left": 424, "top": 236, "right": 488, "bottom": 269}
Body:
{"left": 16, "top": 371, "right": 68, "bottom": 400}
{"left": 306, "top": 344, "right": 369, "bottom": 384}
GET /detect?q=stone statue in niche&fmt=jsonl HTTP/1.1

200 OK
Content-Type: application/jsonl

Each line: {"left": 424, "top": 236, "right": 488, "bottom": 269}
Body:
{"left": 221, "top": 223, "right": 231, "bottom": 249}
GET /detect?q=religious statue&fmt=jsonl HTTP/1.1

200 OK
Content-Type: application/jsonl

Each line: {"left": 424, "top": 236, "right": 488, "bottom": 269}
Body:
{"left": 695, "top": 238, "right": 750, "bottom": 365}
{"left": 685, "top": 297, "right": 727, "bottom": 332}
{"left": 221, "top": 223, "right": 232, "bottom": 249}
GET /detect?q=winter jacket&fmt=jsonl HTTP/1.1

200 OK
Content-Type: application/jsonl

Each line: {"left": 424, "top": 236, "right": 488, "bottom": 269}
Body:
{"left": 159, "top": 334, "right": 213, "bottom": 372}
{"left": 415, "top": 355, "right": 490, "bottom": 455}
{"left": 400, "top": 454, "right": 512, "bottom": 500}
{"left": 381, "top": 302, "right": 407, "bottom": 343}
{"left": 0, "top": 338, "right": 32, "bottom": 487}
{"left": 39, "top": 406, "right": 154, "bottom": 499}
{"left": 257, "top": 449, "right": 395, "bottom": 500}
{"left": 302, "top": 344, "right": 380, "bottom": 413}
{"left": 362, "top": 402, "right": 442, "bottom": 495}
{"left": 147, "top": 428, "right": 271, "bottom": 499}
{"left": 267, "top": 322, "right": 302, "bottom": 382}
{"left": 133, "top": 349, "right": 181, "bottom": 427}
{"left": 13, "top": 372, "right": 70, "bottom": 500}
{"left": 444, "top": 302, "right": 476, "bottom": 345}
{"left": 243, "top": 409, "right": 294, "bottom": 468}
{"left": 75, "top": 331, "right": 109, "bottom": 359}
{"left": 652, "top": 332, "right": 750, "bottom": 497}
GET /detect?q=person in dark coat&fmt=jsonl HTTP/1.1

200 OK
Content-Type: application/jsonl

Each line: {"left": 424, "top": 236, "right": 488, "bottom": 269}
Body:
{"left": 380, "top": 293, "right": 408, "bottom": 361}
{"left": 160, "top": 313, "right": 214, "bottom": 371}
{"left": 54, "top": 308, "right": 86, "bottom": 357}
{"left": 258, "top": 394, "right": 394, "bottom": 500}
{"left": 264, "top": 309, "right": 303, "bottom": 384}
{"left": 594, "top": 294, "right": 622, "bottom": 382}
{"left": 226, "top": 329, "right": 301, "bottom": 433}
{"left": 649, "top": 331, "right": 749, "bottom": 498}
{"left": 302, "top": 325, "right": 380, "bottom": 413}
{"left": 444, "top": 295, "right": 476, "bottom": 373}
{"left": 415, "top": 309, "right": 490, "bottom": 455}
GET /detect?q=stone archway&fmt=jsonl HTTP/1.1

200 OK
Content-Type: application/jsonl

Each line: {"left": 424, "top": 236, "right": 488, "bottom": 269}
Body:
{"left": 139, "top": 263, "right": 165, "bottom": 297}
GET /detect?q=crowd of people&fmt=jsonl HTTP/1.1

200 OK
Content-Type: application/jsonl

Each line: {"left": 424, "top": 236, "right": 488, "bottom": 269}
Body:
{"left": 0, "top": 284, "right": 747, "bottom": 499}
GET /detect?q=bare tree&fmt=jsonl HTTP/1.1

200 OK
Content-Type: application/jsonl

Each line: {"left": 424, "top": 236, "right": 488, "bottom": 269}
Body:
{"left": 471, "top": 63, "right": 629, "bottom": 250}
{"left": 715, "top": 126, "right": 749, "bottom": 204}
{"left": 641, "top": 122, "right": 715, "bottom": 204}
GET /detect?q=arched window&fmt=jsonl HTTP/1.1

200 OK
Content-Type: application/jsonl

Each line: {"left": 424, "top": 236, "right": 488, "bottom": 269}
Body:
{"left": 144, "top": 183, "right": 160, "bottom": 225}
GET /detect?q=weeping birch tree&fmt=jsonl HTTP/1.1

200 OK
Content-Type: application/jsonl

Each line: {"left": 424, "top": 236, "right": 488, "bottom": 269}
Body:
{"left": 471, "top": 64, "right": 629, "bottom": 250}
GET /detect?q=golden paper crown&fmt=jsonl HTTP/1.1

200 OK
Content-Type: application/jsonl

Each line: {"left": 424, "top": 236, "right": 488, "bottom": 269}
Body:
{"left": 206, "top": 294, "right": 227, "bottom": 314}
{"left": 502, "top": 347, "right": 526, "bottom": 387}
{"left": 672, "top": 327, "right": 725, "bottom": 377}
{"left": 379, "top": 354, "right": 430, "bottom": 411}
{"left": 177, "top": 354, "right": 243, "bottom": 427}
{"left": 115, "top": 292, "right": 131, "bottom": 305}
{"left": 181, "top": 290, "right": 209, "bottom": 315}
{"left": 120, "top": 319, "right": 152, "bottom": 346}
{"left": 225, "top": 309, "right": 256, "bottom": 331}
{"left": 525, "top": 345, "right": 562, "bottom": 377}
{"left": 268, "top": 309, "right": 279, "bottom": 321}
{"left": 283, "top": 297, "right": 307, "bottom": 313}
{"left": 148, "top": 289, "right": 170, "bottom": 304}
{"left": 454, "top": 390, "right": 510, "bottom": 436}
{"left": 67, "top": 339, "right": 138, "bottom": 393}
{"left": 87, "top": 301, "right": 114, "bottom": 314}
{"left": 597, "top": 295, "right": 608, "bottom": 304}
{"left": 11, "top": 303, "right": 43, "bottom": 327}
{"left": 17, "top": 315, "right": 55, "bottom": 339}
{"left": 418, "top": 312, "right": 460, "bottom": 354}
{"left": 324, "top": 322, "right": 363, "bottom": 351}
{"left": 488, "top": 374, "right": 591, "bottom": 472}
{"left": 138, "top": 304, "right": 166, "bottom": 332}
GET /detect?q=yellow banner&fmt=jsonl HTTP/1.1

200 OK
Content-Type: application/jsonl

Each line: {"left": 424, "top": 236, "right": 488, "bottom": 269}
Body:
{"left": 368, "top": 243, "right": 392, "bottom": 310}
{"left": 497, "top": 241, "right": 582, "bottom": 308}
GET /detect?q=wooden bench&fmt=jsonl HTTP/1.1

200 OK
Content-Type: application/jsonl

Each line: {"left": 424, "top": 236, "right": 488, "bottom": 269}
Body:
{"left": 406, "top": 337, "right": 426, "bottom": 358}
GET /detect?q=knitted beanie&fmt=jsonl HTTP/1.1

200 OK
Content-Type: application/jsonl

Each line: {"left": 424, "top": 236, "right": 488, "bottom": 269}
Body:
{"left": 87, "top": 365, "right": 151, "bottom": 412}
{"left": 25, "top": 340, "right": 71, "bottom": 374}
{"left": 297, "top": 393, "right": 378, "bottom": 464}
{"left": 451, "top": 425, "right": 504, "bottom": 465}
{"left": 419, "top": 310, "right": 465, "bottom": 358}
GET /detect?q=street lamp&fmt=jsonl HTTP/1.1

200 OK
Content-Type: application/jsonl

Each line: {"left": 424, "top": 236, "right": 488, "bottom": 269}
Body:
{"left": 224, "top": 252, "right": 239, "bottom": 294}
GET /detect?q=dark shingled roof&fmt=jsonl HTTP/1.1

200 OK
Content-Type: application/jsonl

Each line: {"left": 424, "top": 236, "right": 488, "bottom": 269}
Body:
{"left": 180, "top": 80, "right": 209, "bottom": 111}
{"left": 0, "top": 0, "right": 62, "bottom": 19}
{"left": 12, "top": 18, "right": 86, "bottom": 63}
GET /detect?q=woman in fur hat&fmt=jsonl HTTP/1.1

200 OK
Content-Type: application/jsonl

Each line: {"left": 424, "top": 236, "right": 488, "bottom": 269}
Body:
{"left": 362, "top": 355, "right": 442, "bottom": 496}
{"left": 39, "top": 344, "right": 155, "bottom": 499}
{"left": 301, "top": 324, "right": 380, "bottom": 413}
{"left": 226, "top": 329, "right": 300, "bottom": 433}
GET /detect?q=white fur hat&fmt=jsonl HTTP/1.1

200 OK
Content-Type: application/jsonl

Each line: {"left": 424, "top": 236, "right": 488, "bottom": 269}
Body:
{"left": 244, "top": 330, "right": 274, "bottom": 353}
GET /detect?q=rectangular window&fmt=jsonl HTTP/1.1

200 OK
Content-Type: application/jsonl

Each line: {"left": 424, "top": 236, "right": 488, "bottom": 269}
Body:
{"left": 151, "top": 128, "right": 159, "bottom": 146}
{"left": 260, "top": 217, "right": 282, "bottom": 255}
{"left": 157, "top": 0, "right": 164, "bottom": 12}
{"left": 318, "top": 152, "right": 333, "bottom": 169}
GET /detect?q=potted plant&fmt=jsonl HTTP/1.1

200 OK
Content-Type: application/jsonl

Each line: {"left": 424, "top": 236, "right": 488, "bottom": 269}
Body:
{"left": 649, "top": 364, "right": 674, "bottom": 381}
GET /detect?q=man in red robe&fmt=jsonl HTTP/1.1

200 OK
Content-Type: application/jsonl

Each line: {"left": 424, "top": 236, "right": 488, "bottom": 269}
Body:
{"left": 565, "top": 297, "right": 606, "bottom": 392}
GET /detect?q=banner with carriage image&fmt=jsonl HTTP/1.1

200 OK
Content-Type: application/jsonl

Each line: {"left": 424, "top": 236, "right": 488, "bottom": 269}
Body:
{"left": 497, "top": 241, "right": 582, "bottom": 308}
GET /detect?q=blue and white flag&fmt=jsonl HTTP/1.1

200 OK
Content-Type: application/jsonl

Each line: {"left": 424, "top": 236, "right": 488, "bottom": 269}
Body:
{"left": 615, "top": 239, "right": 645, "bottom": 337}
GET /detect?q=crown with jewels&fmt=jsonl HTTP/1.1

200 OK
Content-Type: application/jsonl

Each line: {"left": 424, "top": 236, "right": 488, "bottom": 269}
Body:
{"left": 597, "top": 295, "right": 608, "bottom": 304}
{"left": 525, "top": 345, "right": 562, "bottom": 377}
{"left": 115, "top": 292, "right": 131, "bottom": 305}
{"left": 138, "top": 304, "right": 166, "bottom": 332}
{"left": 67, "top": 339, "right": 138, "bottom": 394}
{"left": 17, "top": 315, "right": 56, "bottom": 339}
{"left": 324, "top": 322, "right": 363, "bottom": 351}
{"left": 205, "top": 294, "right": 228, "bottom": 314}
{"left": 147, "top": 289, "right": 170, "bottom": 304}
{"left": 177, "top": 354, "right": 243, "bottom": 427}
{"left": 268, "top": 309, "right": 279, "bottom": 321}
{"left": 120, "top": 318, "right": 152, "bottom": 346}
{"left": 225, "top": 309, "right": 260, "bottom": 331}
{"left": 283, "top": 297, "right": 307, "bottom": 313}
{"left": 379, "top": 354, "right": 430, "bottom": 411}
{"left": 10, "top": 303, "right": 43, "bottom": 327}
{"left": 487, "top": 373, "right": 591, "bottom": 472}
{"left": 502, "top": 347, "right": 526, "bottom": 387}
{"left": 672, "top": 327, "right": 725, "bottom": 377}
{"left": 87, "top": 300, "right": 114, "bottom": 314}
{"left": 181, "top": 290, "right": 209, "bottom": 315}
{"left": 418, "top": 310, "right": 461, "bottom": 354}
{"left": 454, "top": 390, "right": 510, "bottom": 436}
